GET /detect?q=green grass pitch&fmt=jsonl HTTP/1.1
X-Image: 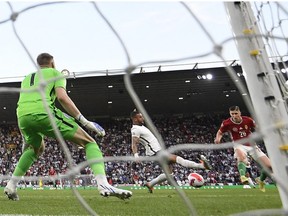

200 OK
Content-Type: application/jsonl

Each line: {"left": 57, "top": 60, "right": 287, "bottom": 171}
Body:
{"left": 0, "top": 186, "right": 282, "bottom": 216}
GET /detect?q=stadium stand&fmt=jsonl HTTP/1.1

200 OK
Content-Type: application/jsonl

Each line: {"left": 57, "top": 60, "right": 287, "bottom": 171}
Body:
{"left": 0, "top": 113, "right": 270, "bottom": 188}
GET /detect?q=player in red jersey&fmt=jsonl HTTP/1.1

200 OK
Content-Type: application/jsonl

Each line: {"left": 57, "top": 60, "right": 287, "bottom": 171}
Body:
{"left": 214, "top": 106, "right": 272, "bottom": 192}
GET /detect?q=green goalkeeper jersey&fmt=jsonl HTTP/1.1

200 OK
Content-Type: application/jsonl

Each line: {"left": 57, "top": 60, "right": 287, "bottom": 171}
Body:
{"left": 17, "top": 68, "right": 66, "bottom": 118}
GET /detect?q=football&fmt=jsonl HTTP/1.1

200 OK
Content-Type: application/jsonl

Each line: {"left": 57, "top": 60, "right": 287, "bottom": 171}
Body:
{"left": 188, "top": 173, "right": 204, "bottom": 187}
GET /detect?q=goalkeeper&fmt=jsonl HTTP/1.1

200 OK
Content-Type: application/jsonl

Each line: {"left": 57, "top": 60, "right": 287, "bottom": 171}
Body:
{"left": 4, "top": 53, "right": 132, "bottom": 201}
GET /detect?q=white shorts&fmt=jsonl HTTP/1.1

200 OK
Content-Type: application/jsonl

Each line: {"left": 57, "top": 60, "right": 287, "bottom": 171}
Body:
{"left": 233, "top": 144, "right": 266, "bottom": 160}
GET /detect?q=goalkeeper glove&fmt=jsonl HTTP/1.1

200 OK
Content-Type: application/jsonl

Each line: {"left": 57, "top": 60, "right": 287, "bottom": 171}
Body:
{"left": 76, "top": 114, "right": 106, "bottom": 137}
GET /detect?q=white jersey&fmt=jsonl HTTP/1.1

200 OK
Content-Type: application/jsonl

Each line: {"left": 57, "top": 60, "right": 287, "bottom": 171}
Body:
{"left": 131, "top": 124, "right": 161, "bottom": 156}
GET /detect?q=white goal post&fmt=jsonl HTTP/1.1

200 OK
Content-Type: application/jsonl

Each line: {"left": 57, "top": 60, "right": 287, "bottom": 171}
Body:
{"left": 225, "top": 2, "right": 288, "bottom": 209}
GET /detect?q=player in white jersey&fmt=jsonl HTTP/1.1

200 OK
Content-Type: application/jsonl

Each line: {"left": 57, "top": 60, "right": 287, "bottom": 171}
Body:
{"left": 130, "top": 110, "right": 211, "bottom": 193}
{"left": 131, "top": 124, "right": 161, "bottom": 156}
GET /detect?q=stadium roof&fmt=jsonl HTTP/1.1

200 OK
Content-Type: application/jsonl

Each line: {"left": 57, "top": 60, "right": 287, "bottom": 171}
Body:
{"left": 0, "top": 65, "right": 247, "bottom": 123}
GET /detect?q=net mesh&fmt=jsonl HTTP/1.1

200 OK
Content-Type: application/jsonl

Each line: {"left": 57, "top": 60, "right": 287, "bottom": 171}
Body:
{"left": 0, "top": 2, "right": 288, "bottom": 215}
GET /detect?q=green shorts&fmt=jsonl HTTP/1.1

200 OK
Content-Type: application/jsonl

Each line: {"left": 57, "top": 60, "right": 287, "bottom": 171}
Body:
{"left": 18, "top": 108, "right": 79, "bottom": 149}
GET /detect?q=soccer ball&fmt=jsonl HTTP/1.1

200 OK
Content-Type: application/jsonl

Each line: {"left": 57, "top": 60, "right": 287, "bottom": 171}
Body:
{"left": 188, "top": 173, "right": 204, "bottom": 187}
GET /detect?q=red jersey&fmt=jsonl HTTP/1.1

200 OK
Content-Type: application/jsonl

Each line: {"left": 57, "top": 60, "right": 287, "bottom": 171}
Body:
{"left": 219, "top": 116, "right": 255, "bottom": 145}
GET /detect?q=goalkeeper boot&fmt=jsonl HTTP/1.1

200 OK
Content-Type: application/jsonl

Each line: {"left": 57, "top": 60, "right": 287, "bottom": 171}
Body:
{"left": 4, "top": 182, "right": 19, "bottom": 201}
{"left": 144, "top": 182, "right": 154, "bottom": 193}
{"left": 200, "top": 155, "right": 212, "bottom": 170}
{"left": 240, "top": 176, "right": 249, "bottom": 185}
{"left": 255, "top": 177, "right": 266, "bottom": 192}
{"left": 98, "top": 184, "right": 132, "bottom": 200}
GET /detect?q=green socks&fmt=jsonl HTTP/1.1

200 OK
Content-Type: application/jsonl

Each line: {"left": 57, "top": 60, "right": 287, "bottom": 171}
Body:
{"left": 238, "top": 162, "right": 247, "bottom": 176}
{"left": 260, "top": 170, "right": 268, "bottom": 181}
{"left": 13, "top": 148, "right": 37, "bottom": 177}
{"left": 85, "top": 142, "right": 105, "bottom": 175}
{"left": 13, "top": 142, "right": 105, "bottom": 181}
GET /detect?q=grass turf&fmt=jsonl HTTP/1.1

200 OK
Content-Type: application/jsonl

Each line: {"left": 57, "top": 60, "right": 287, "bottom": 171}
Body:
{"left": 0, "top": 186, "right": 282, "bottom": 216}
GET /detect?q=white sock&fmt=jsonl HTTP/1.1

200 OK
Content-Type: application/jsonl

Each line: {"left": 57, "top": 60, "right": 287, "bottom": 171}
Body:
{"left": 7, "top": 176, "right": 22, "bottom": 189}
{"left": 248, "top": 177, "right": 255, "bottom": 187}
{"left": 176, "top": 156, "right": 203, "bottom": 169}
{"left": 94, "top": 174, "right": 109, "bottom": 189}
{"left": 149, "top": 173, "right": 168, "bottom": 187}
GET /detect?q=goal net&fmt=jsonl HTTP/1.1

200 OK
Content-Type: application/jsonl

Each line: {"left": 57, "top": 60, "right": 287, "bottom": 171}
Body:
{"left": 0, "top": 2, "right": 288, "bottom": 216}
{"left": 225, "top": 2, "right": 288, "bottom": 211}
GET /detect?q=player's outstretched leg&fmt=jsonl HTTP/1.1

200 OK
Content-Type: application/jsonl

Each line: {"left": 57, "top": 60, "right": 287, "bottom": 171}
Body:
{"left": 4, "top": 182, "right": 19, "bottom": 201}
{"left": 200, "top": 155, "right": 212, "bottom": 170}
{"left": 142, "top": 173, "right": 168, "bottom": 193}
{"left": 98, "top": 184, "right": 132, "bottom": 200}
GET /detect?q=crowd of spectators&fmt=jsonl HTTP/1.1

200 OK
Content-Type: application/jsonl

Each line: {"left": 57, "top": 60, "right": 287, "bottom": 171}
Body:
{"left": 0, "top": 113, "right": 268, "bottom": 187}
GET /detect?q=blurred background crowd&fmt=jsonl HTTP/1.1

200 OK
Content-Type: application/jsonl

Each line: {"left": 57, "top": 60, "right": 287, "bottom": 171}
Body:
{"left": 0, "top": 113, "right": 270, "bottom": 188}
